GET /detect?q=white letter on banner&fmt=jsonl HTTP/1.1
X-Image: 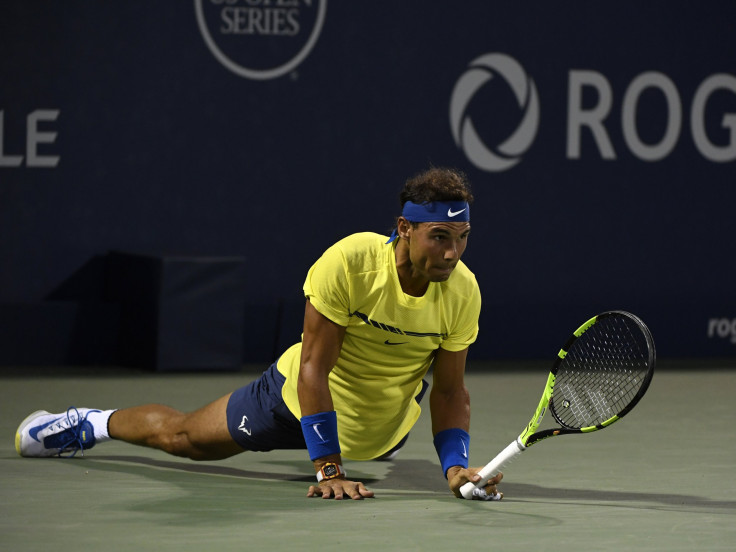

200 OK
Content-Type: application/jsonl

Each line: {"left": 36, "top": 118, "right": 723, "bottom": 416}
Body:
{"left": 0, "top": 110, "right": 23, "bottom": 167}
{"left": 691, "top": 74, "right": 736, "bottom": 163}
{"left": 622, "top": 72, "right": 682, "bottom": 162}
{"left": 26, "top": 109, "right": 60, "bottom": 168}
{"left": 567, "top": 70, "right": 616, "bottom": 160}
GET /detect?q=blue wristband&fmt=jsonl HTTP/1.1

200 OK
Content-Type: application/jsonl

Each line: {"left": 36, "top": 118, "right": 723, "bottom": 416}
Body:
{"left": 433, "top": 428, "right": 470, "bottom": 478}
{"left": 300, "top": 411, "right": 341, "bottom": 461}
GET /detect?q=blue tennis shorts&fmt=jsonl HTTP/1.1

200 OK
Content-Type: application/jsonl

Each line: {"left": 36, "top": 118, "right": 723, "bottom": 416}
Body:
{"left": 225, "top": 361, "right": 429, "bottom": 454}
{"left": 225, "top": 362, "right": 306, "bottom": 452}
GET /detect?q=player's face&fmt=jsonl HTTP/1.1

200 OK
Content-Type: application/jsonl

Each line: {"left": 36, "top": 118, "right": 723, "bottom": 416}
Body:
{"left": 407, "top": 221, "right": 471, "bottom": 282}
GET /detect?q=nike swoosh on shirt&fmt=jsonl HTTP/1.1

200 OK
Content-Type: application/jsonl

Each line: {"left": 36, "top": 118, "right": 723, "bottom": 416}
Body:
{"left": 384, "top": 340, "right": 408, "bottom": 345}
{"left": 29, "top": 417, "right": 64, "bottom": 442}
{"left": 447, "top": 207, "right": 466, "bottom": 217}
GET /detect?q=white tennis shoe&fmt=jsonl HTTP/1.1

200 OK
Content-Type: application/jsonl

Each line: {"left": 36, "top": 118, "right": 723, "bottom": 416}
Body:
{"left": 15, "top": 408, "right": 99, "bottom": 457}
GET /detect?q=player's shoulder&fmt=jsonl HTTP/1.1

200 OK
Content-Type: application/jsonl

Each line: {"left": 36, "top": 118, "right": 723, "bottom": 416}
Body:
{"left": 443, "top": 260, "right": 480, "bottom": 299}
{"left": 332, "top": 232, "right": 388, "bottom": 251}
{"left": 328, "top": 232, "right": 391, "bottom": 271}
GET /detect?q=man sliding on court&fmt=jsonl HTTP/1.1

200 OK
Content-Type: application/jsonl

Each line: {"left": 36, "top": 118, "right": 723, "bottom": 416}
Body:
{"left": 15, "top": 167, "right": 503, "bottom": 501}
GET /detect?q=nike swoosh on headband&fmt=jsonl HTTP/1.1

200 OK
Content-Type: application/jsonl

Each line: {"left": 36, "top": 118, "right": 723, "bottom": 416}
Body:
{"left": 447, "top": 207, "right": 467, "bottom": 217}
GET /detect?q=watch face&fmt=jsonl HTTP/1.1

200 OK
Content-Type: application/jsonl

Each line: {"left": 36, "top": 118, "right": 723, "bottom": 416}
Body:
{"left": 323, "top": 464, "right": 338, "bottom": 478}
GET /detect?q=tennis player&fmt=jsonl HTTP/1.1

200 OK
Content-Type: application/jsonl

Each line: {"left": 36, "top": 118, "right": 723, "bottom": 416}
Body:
{"left": 15, "top": 167, "right": 503, "bottom": 501}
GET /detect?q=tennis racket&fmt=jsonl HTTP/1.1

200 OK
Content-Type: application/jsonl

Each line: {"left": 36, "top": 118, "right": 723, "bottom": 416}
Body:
{"left": 461, "top": 310, "right": 655, "bottom": 500}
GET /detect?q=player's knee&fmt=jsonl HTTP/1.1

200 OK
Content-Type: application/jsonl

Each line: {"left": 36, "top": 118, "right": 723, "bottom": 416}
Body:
{"left": 152, "top": 430, "right": 202, "bottom": 459}
{"left": 146, "top": 410, "right": 235, "bottom": 461}
{"left": 158, "top": 423, "right": 213, "bottom": 460}
{"left": 143, "top": 412, "right": 192, "bottom": 456}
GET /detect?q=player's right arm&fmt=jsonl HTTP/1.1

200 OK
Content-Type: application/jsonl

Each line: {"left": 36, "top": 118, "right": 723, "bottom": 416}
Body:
{"left": 297, "top": 300, "right": 374, "bottom": 500}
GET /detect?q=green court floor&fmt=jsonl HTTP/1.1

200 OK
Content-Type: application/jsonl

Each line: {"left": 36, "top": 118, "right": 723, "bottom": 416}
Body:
{"left": 2, "top": 362, "right": 735, "bottom": 551}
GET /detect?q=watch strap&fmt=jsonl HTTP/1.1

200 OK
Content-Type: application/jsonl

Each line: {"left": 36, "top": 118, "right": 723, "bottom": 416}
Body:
{"left": 316, "top": 462, "right": 345, "bottom": 482}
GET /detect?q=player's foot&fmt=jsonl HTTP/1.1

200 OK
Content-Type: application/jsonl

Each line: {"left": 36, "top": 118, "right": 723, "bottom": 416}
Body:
{"left": 374, "top": 434, "right": 408, "bottom": 461}
{"left": 15, "top": 407, "right": 100, "bottom": 457}
{"left": 374, "top": 448, "right": 401, "bottom": 461}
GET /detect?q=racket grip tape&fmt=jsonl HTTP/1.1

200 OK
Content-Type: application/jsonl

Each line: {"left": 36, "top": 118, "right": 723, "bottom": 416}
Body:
{"left": 459, "top": 438, "right": 526, "bottom": 500}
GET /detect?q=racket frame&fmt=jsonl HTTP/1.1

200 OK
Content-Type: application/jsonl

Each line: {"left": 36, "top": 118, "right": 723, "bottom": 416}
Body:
{"left": 460, "top": 310, "right": 655, "bottom": 499}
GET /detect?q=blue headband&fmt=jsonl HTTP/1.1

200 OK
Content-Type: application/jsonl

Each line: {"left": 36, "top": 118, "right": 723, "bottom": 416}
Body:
{"left": 386, "top": 200, "right": 470, "bottom": 243}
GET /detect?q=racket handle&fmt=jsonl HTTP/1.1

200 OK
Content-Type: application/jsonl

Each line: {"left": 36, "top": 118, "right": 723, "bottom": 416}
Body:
{"left": 460, "top": 438, "right": 526, "bottom": 500}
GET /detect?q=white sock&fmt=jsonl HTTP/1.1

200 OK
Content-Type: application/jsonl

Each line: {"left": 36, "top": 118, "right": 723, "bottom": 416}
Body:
{"left": 85, "top": 409, "right": 117, "bottom": 442}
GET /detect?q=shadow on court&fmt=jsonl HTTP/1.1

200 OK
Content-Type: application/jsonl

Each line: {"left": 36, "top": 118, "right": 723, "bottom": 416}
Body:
{"left": 75, "top": 454, "right": 736, "bottom": 515}
{"left": 3, "top": 368, "right": 736, "bottom": 551}
{"left": 83, "top": 455, "right": 446, "bottom": 493}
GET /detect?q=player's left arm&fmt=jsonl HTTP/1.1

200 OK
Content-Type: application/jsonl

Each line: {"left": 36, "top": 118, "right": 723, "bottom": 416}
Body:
{"left": 430, "top": 346, "right": 471, "bottom": 435}
{"left": 430, "top": 346, "right": 503, "bottom": 498}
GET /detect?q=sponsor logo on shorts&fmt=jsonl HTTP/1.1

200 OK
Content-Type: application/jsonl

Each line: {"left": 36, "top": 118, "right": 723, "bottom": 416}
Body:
{"left": 238, "top": 415, "right": 252, "bottom": 435}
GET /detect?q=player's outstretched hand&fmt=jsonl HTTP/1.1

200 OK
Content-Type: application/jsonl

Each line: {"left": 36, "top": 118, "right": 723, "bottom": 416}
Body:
{"left": 447, "top": 466, "right": 504, "bottom": 500}
{"left": 307, "top": 478, "right": 375, "bottom": 500}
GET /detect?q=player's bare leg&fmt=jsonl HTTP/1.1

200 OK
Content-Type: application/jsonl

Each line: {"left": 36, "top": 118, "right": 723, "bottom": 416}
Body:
{"left": 108, "top": 393, "right": 244, "bottom": 460}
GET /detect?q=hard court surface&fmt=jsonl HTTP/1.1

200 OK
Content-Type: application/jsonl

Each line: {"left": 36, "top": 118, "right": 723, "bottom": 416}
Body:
{"left": 2, "top": 361, "right": 735, "bottom": 551}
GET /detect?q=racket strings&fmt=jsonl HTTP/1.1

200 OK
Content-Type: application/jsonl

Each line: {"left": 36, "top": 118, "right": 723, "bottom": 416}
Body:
{"left": 551, "top": 316, "right": 650, "bottom": 429}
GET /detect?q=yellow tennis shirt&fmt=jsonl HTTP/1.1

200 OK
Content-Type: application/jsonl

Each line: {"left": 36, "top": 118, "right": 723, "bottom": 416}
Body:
{"left": 277, "top": 232, "right": 481, "bottom": 460}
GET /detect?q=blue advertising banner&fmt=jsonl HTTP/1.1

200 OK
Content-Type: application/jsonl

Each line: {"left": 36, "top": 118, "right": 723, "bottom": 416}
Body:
{"left": 1, "top": 1, "right": 734, "bottom": 364}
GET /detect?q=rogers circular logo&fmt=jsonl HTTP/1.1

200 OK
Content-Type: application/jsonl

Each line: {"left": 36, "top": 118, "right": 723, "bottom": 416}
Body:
{"left": 194, "top": 0, "right": 327, "bottom": 81}
{"left": 450, "top": 53, "right": 540, "bottom": 172}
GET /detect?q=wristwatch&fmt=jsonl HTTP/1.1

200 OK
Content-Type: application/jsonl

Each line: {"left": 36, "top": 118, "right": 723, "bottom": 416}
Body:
{"left": 316, "top": 462, "right": 345, "bottom": 482}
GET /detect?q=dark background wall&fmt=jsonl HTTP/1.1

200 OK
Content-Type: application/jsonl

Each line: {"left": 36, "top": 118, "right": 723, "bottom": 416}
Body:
{"left": 1, "top": 1, "right": 735, "bottom": 367}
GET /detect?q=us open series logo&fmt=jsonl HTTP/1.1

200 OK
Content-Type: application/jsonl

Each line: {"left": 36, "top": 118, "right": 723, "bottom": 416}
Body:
{"left": 195, "top": 0, "right": 327, "bottom": 80}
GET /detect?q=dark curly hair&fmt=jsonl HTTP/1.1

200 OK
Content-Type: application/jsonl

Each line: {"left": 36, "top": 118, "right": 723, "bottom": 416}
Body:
{"left": 399, "top": 167, "right": 474, "bottom": 207}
